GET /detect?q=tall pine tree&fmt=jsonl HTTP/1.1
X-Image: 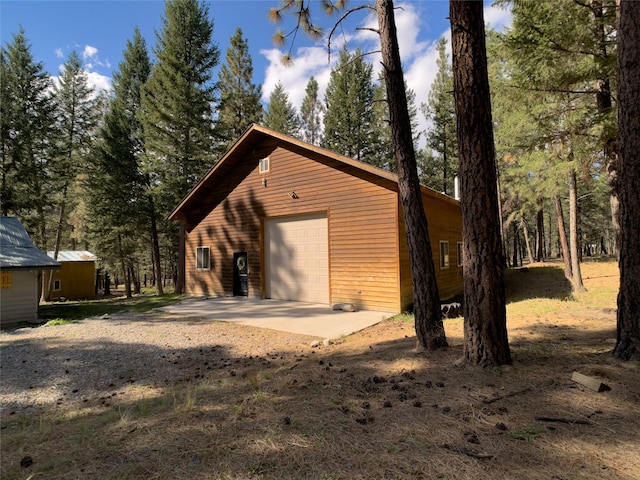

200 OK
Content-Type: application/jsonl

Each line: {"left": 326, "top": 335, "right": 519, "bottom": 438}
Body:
{"left": 87, "top": 28, "right": 160, "bottom": 297}
{"left": 217, "top": 27, "right": 263, "bottom": 147}
{"left": 299, "top": 76, "right": 323, "bottom": 145}
{"left": 0, "top": 48, "right": 13, "bottom": 216}
{"left": 450, "top": 1, "right": 511, "bottom": 365}
{"left": 422, "top": 38, "right": 457, "bottom": 195}
{"left": 322, "top": 46, "right": 375, "bottom": 162}
{"left": 371, "top": 72, "right": 420, "bottom": 172}
{"left": 47, "top": 50, "right": 99, "bottom": 299}
{"left": 1, "top": 29, "right": 57, "bottom": 246}
{"left": 140, "top": 0, "right": 219, "bottom": 292}
{"left": 263, "top": 81, "right": 300, "bottom": 136}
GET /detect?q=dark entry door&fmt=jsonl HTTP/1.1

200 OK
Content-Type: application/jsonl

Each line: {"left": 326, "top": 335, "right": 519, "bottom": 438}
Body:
{"left": 233, "top": 252, "right": 248, "bottom": 296}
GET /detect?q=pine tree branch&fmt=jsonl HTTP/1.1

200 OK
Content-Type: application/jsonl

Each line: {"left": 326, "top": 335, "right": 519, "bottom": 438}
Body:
{"left": 327, "top": 4, "right": 374, "bottom": 62}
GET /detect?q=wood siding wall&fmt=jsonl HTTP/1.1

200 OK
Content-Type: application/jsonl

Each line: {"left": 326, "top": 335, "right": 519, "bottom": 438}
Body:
{"left": 0, "top": 270, "right": 38, "bottom": 324}
{"left": 49, "top": 262, "right": 95, "bottom": 299}
{"left": 186, "top": 145, "right": 403, "bottom": 312}
{"left": 397, "top": 191, "right": 464, "bottom": 310}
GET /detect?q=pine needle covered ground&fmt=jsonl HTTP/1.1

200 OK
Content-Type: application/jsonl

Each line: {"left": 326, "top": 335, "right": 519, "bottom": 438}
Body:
{"left": 1, "top": 260, "right": 638, "bottom": 479}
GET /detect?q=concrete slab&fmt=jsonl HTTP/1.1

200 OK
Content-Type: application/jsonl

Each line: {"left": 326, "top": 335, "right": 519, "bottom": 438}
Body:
{"left": 157, "top": 297, "right": 395, "bottom": 339}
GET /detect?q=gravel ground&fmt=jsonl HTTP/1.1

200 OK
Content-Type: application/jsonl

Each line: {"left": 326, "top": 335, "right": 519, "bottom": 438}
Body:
{"left": 0, "top": 312, "right": 316, "bottom": 416}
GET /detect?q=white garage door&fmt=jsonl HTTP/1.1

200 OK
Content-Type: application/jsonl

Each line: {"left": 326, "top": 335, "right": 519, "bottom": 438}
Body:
{"left": 265, "top": 213, "right": 329, "bottom": 304}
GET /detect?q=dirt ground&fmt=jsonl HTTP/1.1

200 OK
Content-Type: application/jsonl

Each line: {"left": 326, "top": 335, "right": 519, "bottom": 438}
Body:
{"left": 1, "top": 260, "right": 639, "bottom": 479}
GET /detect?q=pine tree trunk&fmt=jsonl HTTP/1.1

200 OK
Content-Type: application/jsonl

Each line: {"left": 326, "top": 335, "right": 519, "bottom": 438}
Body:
{"left": 614, "top": 0, "right": 640, "bottom": 361}
{"left": 131, "top": 263, "right": 141, "bottom": 295}
{"left": 497, "top": 175, "right": 507, "bottom": 266}
{"left": 148, "top": 195, "right": 164, "bottom": 295}
{"left": 512, "top": 222, "right": 518, "bottom": 268}
{"left": 46, "top": 183, "right": 68, "bottom": 301}
{"left": 118, "top": 234, "right": 132, "bottom": 298}
{"left": 175, "top": 221, "right": 186, "bottom": 294}
{"left": 38, "top": 206, "right": 49, "bottom": 303}
{"left": 568, "top": 169, "right": 586, "bottom": 292}
{"left": 536, "top": 209, "right": 544, "bottom": 261}
{"left": 522, "top": 220, "right": 534, "bottom": 265}
{"left": 377, "top": 0, "right": 447, "bottom": 350}
{"left": 554, "top": 195, "right": 572, "bottom": 281}
{"left": 450, "top": 0, "right": 511, "bottom": 366}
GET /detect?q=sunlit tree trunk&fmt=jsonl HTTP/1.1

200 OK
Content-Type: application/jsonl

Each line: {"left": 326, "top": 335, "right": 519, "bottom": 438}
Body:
{"left": 450, "top": 0, "right": 511, "bottom": 366}
{"left": 377, "top": 0, "right": 447, "bottom": 350}
{"left": 568, "top": 168, "right": 586, "bottom": 292}
{"left": 554, "top": 195, "right": 572, "bottom": 281}
{"left": 522, "top": 220, "right": 534, "bottom": 265}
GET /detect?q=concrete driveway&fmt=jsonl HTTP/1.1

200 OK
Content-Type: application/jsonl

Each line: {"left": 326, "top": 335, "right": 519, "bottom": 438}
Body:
{"left": 157, "top": 297, "right": 395, "bottom": 339}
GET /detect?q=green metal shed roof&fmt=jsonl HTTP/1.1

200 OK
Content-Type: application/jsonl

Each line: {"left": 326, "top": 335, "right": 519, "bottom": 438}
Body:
{"left": 0, "top": 217, "right": 61, "bottom": 270}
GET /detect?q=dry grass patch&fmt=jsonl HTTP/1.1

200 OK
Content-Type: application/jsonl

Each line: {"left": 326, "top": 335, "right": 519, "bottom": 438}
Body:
{"left": 2, "top": 259, "right": 640, "bottom": 479}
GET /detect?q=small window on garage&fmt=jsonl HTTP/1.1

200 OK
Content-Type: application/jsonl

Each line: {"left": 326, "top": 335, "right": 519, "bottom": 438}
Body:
{"left": 440, "top": 241, "right": 450, "bottom": 269}
{"left": 457, "top": 242, "right": 463, "bottom": 267}
{"left": 259, "top": 157, "right": 270, "bottom": 173}
{"left": 1, "top": 271, "right": 12, "bottom": 289}
{"left": 196, "top": 246, "right": 210, "bottom": 270}
{"left": 53, "top": 279, "right": 61, "bottom": 291}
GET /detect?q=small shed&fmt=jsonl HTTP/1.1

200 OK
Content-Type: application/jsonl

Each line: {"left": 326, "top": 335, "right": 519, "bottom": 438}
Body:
{"left": 170, "top": 125, "right": 463, "bottom": 313}
{"left": 46, "top": 251, "right": 97, "bottom": 300}
{"left": 0, "top": 216, "right": 60, "bottom": 325}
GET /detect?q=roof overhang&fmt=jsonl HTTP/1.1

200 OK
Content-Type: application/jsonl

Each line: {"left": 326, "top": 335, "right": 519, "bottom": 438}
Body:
{"left": 0, "top": 247, "right": 61, "bottom": 270}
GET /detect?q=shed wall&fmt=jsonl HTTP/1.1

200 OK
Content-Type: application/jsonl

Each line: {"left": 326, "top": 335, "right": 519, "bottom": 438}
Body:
{"left": 49, "top": 262, "right": 96, "bottom": 299}
{"left": 0, "top": 270, "right": 38, "bottom": 324}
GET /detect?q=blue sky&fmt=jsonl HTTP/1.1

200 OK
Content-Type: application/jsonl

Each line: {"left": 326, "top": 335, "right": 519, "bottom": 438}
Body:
{"left": 1, "top": 1, "right": 511, "bottom": 140}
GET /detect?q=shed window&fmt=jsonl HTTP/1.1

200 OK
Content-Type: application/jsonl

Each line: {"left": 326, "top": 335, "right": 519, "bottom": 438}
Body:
{"left": 1, "top": 271, "right": 12, "bottom": 289}
{"left": 196, "top": 247, "right": 210, "bottom": 270}
{"left": 457, "top": 242, "right": 463, "bottom": 267}
{"left": 440, "top": 241, "right": 450, "bottom": 269}
{"left": 259, "top": 157, "right": 270, "bottom": 173}
{"left": 53, "top": 279, "right": 61, "bottom": 291}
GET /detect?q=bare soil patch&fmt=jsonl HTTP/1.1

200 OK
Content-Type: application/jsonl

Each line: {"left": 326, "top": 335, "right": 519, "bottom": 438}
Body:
{"left": 1, "top": 260, "right": 639, "bottom": 479}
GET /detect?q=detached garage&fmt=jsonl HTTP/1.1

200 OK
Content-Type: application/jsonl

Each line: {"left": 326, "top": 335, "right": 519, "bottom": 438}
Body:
{"left": 170, "top": 125, "right": 463, "bottom": 313}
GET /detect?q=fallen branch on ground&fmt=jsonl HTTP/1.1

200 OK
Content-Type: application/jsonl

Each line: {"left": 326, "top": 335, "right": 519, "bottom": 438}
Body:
{"left": 535, "top": 416, "right": 590, "bottom": 425}
{"left": 440, "top": 443, "right": 494, "bottom": 459}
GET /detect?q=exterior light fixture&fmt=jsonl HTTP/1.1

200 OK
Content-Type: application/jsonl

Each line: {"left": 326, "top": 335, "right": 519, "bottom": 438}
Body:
{"left": 288, "top": 191, "right": 298, "bottom": 199}
{"left": 261, "top": 177, "right": 267, "bottom": 187}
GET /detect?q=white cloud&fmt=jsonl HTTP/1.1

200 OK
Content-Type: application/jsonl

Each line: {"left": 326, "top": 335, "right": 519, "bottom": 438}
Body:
{"left": 261, "top": 45, "right": 337, "bottom": 112}
{"left": 484, "top": 3, "right": 513, "bottom": 31}
{"left": 83, "top": 45, "right": 98, "bottom": 60}
{"left": 86, "top": 71, "right": 111, "bottom": 94}
{"left": 259, "top": 1, "right": 512, "bottom": 148}
{"left": 55, "top": 48, "right": 64, "bottom": 59}
{"left": 51, "top": 69, "right": 112, "bottom": 97}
